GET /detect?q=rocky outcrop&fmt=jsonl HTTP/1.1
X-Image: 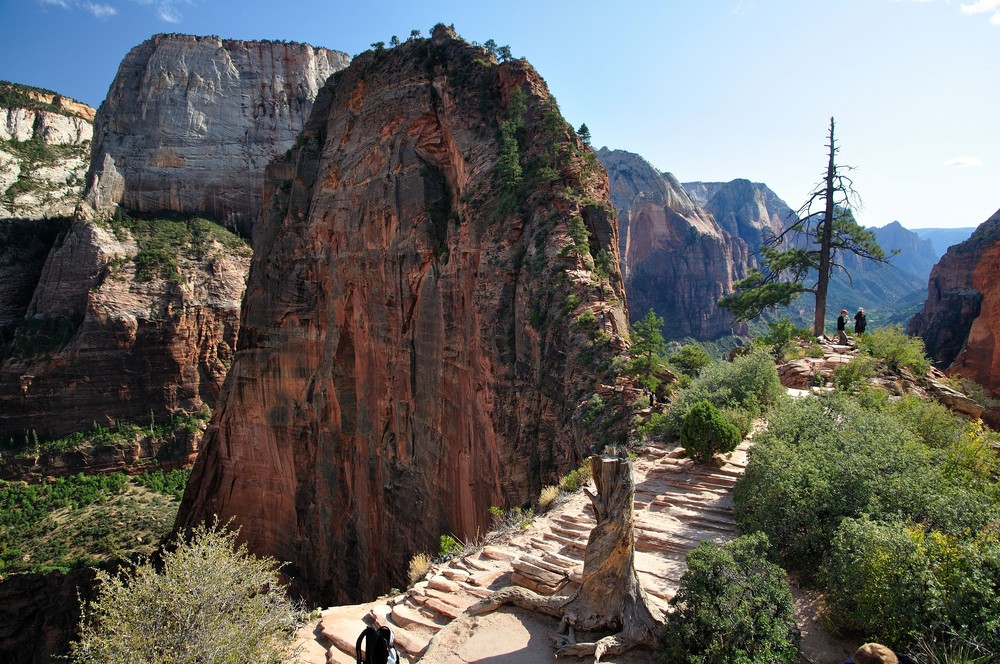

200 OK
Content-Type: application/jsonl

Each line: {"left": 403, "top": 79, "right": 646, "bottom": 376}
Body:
{"left": 945, "top": 212, "right": 1000, "bottom": 397}
{"left": 0, "top": 35, "right": 345, "bottom": 441}
{"left": 684, "top": 178, "right": 791, "bottom": 255}
{"left": 599, "top": 148, "right": 746, "bottom": 340}
{"left": 909, "top": 209, "right": 1000, "bottom": 375}
{"left": 0, "top": 82, "right": 94, "bottom": 219}
{"left": 83, "top": 34, "right": 349, "bottom": 237}
{"left": 176, "top": 26, "right": 628, "bottom": 605}
{"left": 0, "top": 216, "right": 250, "bottom": 441}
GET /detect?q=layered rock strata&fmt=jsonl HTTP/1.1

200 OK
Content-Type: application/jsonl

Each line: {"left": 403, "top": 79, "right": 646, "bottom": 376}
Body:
{"left": 909, "top": 209, "right": 1000, "bottom": 378}
{"left": 0, "top": 82, "right": 94, "bottom": 219}
{"left": 84, "top": 33, "right": 350, "bottom": 237}
{"left": 177, "top": 25, "right": 628, "bottom": 605}
{"left": 599, "top": 148, "right": 747, "bottom": 339}
{"left": 683, "top": 178, "right": 790, "bottom": 256}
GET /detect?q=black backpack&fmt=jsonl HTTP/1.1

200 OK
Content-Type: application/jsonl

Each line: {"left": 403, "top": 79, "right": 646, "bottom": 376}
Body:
{"left": 355, "top": 625, "right": 399, "bottom": 664}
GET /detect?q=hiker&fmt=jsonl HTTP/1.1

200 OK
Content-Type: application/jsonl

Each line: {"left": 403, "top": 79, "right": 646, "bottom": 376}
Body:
{"left": 854, "top": 308, "right": 867, "bottom": 335}
{"left": 837, "top": 309, "right": 850, "bottom": 345}
{"left": 356, "top": 625, "right": 399, "bottom": 664}
{"left": 841, "top": 642, "right": 917, "bottom": 664}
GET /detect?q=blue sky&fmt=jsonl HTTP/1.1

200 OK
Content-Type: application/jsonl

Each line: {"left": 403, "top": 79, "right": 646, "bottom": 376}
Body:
{"left": 1, "top": 0, "right": 997, "bottom": 230}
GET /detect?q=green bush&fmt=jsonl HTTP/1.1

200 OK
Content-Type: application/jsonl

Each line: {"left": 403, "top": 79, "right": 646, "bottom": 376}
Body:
{"left": 856, "top": 325, "right": 931, "bottom": 375}
{"left": 438, "top": 534, "right": 463, "bottom": 558}
{"left": 659, "top": 533, "right": 800, "bottom": 663}
{"left": 669, "top": 344, "right": 712, "bottom": 377}
{"left": 824, "top": 517, "right": 1000, "bottom": 654}
{"left": 734, "top": 393, "right": 1000, "bottom": 573}
{"left": 681, "top": 401, "right": 740, "bottom": 464}
{"left": 70, "top": 521, "right": 300, "bottom": 663}
{"left": 559, "top": 462, "right": 593, "bottom": 492}
{"left": 832, "top": 354, "right": 879, "bottom": 392}
{"left": 655, "top": 346, "right": 783, "bottom": 442}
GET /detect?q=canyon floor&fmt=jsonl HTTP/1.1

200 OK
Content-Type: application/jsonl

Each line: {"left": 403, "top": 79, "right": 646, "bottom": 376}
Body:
{"left": 293, "top": 434, "right": 858, "bottom": 664}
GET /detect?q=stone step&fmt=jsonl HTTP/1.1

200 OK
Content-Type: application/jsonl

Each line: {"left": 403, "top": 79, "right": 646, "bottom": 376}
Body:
{"left": 389, "top": 597, "right": 449, "bottom": 631}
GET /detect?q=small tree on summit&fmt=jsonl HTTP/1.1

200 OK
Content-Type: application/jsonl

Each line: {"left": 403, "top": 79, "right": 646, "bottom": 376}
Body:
{"left": 576, "top": 123, "right": 592, "bottom": 146}
{"left": 718, "top": 117, "right": 889, "bottom": 336}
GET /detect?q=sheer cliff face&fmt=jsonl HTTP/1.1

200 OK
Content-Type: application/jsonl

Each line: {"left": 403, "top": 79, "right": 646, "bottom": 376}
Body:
{"left": 0, "top": 37, "right": 345, "bottom": 439}
{"left": 599, "top": 148, "right": 746, "bottom": 339}
{"left": 85, "top": 34, "right": 350, "bottom": 237}
{"left": 0, "top": 83, "right": 95, "bottom": 219}
{"left": 177, "top": 27, "right": 627, "bottom": 604}
{"left": 684, "top": 179, "right": 791, "bottom": 256}
{"left": 910, "top": 208, "right": 1000, "bottom": 395}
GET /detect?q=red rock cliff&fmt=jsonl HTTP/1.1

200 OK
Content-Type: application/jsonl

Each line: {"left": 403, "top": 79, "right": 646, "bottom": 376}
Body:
{"left": 909, "top": 208, "right": 1000, "bottom": 378}
{"left": 176, "top": 26, "right": 628, "bottom": 604}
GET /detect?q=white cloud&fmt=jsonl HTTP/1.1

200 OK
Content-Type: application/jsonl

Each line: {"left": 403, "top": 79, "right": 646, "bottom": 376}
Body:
{"left": 157, "top": 6, "right": 181, "bottom": 23}
{"left": 960, "top": 0, "right": 1000, "bottom": 14}
{"left": 83, "top": 2, "right": 117, "bottom": 17}
{"left": 38, "top": 0, "right": 71, "bottom": 8}
{"left": 943, "top": 156, "right": 984, "bottom": 167}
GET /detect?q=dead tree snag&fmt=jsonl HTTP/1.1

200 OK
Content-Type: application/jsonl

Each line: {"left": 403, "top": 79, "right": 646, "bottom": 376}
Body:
{"left": 467, "top": 454, "right": 663, "bottom": 661}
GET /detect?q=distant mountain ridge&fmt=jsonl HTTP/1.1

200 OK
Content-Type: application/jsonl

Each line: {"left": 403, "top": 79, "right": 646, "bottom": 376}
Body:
{"left": 911, "top": 226, "right": 977, "bottom": 256}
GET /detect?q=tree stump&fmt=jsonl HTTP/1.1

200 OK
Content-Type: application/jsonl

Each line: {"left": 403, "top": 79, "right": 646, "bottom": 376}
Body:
{"left": 467, "top": 454, "right": 663, "bottom": 661}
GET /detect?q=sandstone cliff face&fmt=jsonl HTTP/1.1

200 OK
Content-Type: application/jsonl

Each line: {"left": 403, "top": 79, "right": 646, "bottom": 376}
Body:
{"left": 84, "top": 34, "right": 349, "bottom": 237}
{"left": 0, "top": 217, "right": 250, "bottom": 440}
{"left": 599, "top": 148, "right": 746, "bottom": 339}
{"left": 0, "top": 82, "right": 94, "bottom": 219}
{"left": 177, "top": 26, "right": 628, "bottom": 604}
{"left": 908, "top": 209, "right": 1000, "bottom": 371}
{"left": 684, "top": 178, "right": 790, "bottom": 255}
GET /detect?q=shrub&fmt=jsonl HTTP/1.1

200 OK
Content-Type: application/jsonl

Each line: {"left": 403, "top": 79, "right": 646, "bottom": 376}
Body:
{"left": 659, "top": 533, "right": 800, "bottom": 663}
{"left": 407, "top": 552, "right": 431, "bottom": 586}
{"left": 559, "top": 462, "right": 592, "bottom": 492}
{"left": 762, "top": 318, "right": 813, "bottom": 359}
{"left": 70, "top": 521, "right": 299, "bottom": 663}
{"left": 856, "top": 325, "right": 931, "bottom": 375}
{"left": 655, "top": 346, "right": 783, "bottom": 442}
{"left": 832, "top": 354, "right": 879, "bottom": 392}
{"left": 824, "top": 517, "right": 1000, "bottom": 654}
{"left": 538, "top": 485, "right": 560, "bottom": 510}
{"left": 681, "top": 401, "right": 740, "bottom": 463}
{"left": 438, "top": 534, "right": 463, "bottom": 558}
{"left": 669, "top": 344, "right": 712, "bottom": 377}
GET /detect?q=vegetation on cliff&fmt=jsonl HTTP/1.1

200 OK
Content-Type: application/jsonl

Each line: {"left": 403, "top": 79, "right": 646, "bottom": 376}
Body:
{"left": 734, "top": 386, "right": 999, "bottom": 655}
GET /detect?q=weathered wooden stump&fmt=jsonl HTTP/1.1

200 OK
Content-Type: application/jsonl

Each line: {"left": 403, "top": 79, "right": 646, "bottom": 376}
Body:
{"left": 467, "top": 453, "right": 663, "bottom": 661}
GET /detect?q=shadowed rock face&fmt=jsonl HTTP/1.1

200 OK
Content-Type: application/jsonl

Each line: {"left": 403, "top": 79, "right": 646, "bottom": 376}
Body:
{"left": 599, "top": 148, "right": 747, "bottom": 340}
{"left": 910, "top": 208, "right": 1000, "bottom": 396}
{"left": 84, "top": 33, "right": 349, "bottom": 237}
{"left": 176, "top": 26, "right": 628, "bottom": 605}
{"left": 909, "top": 209, "right": 1000, "bottom": 375}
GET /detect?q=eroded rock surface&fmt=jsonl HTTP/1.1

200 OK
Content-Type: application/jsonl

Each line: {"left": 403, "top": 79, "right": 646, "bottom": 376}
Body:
{"left": 909, "top": 209, "right": 1000, "bottom": 383}
{"left": 177, "top": 26, "right": 628, "bottom": 605}
{"left": 84, "top": 33, "right": 350, "bottom": 237}
{"left": 599, "top": 148, "right": 748, "bottom": 339}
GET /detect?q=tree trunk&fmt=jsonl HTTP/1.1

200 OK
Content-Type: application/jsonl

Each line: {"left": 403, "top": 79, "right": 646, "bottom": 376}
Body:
{"left": 466, "top": 454, "right": 662, "bottom": 661}
{"left": 813, "top": 116, "right": 837, "bottom": 336}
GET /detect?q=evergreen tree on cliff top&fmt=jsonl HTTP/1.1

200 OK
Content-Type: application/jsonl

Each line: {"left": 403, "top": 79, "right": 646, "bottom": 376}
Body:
{"left": 719, "top": 117, "right": 888, "bottom": 336}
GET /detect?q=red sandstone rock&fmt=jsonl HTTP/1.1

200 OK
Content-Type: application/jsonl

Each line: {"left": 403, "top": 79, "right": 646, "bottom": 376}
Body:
{"left": 176, "top": 26, "right": 629, "bottom": 605}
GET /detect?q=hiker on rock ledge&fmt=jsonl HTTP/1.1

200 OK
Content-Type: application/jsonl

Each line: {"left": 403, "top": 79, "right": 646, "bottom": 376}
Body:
{"left": 837, "top": 309, "right": 850, "bottom": 345}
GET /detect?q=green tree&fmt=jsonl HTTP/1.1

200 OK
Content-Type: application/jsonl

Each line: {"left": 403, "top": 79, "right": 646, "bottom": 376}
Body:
{"left": 576, "top": 123, "right": 592, "bottom": 146}
{"left": 483, "top": 38, "right": 498, "bottom": 57}
{"left": 681, "top": 401, "right": 741, "bottom": 464}
{"left": 669, "top": 344, "right": 712, "bottom": 377}
{"left": 627, "top": 309, "right": 667, "bottom": 390}
{"left": 659, "top": 533, "right": 801, "bottom": 663}
{"left": 719, "top": 117, "right": 889, "bottom": 335}
{"left": 497, "top": 44, "right": 512, "bottom": 62}
{"left": 70, "top": 521, "right": 299, "bottom": 663}
{"left": 390, "top": 35, "right": 400, "bottom": 47}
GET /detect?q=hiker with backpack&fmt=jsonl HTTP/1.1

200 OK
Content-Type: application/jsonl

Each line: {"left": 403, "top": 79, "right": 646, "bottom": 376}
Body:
{"left": 356, "top": 625, "right": 400, "bottom": 664}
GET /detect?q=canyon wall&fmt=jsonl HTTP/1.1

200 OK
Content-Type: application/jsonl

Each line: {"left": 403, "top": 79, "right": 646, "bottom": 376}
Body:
{"left": 599, "top": 148, "right": 748, "bottom": 339}
{"left": 910, "top": 208, "right": 1000, "bottom": 395}
{"left": 176, "top": 26, "right": 628, "bottom": 605}
{"left": 0, "top": 82, "right": 94, "bottom": 219}
{"left": 83, "top": 33, "right": 350, "bottom": 237}
{"left": 0, "top": 35, "right": 343, "bottom": 441}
